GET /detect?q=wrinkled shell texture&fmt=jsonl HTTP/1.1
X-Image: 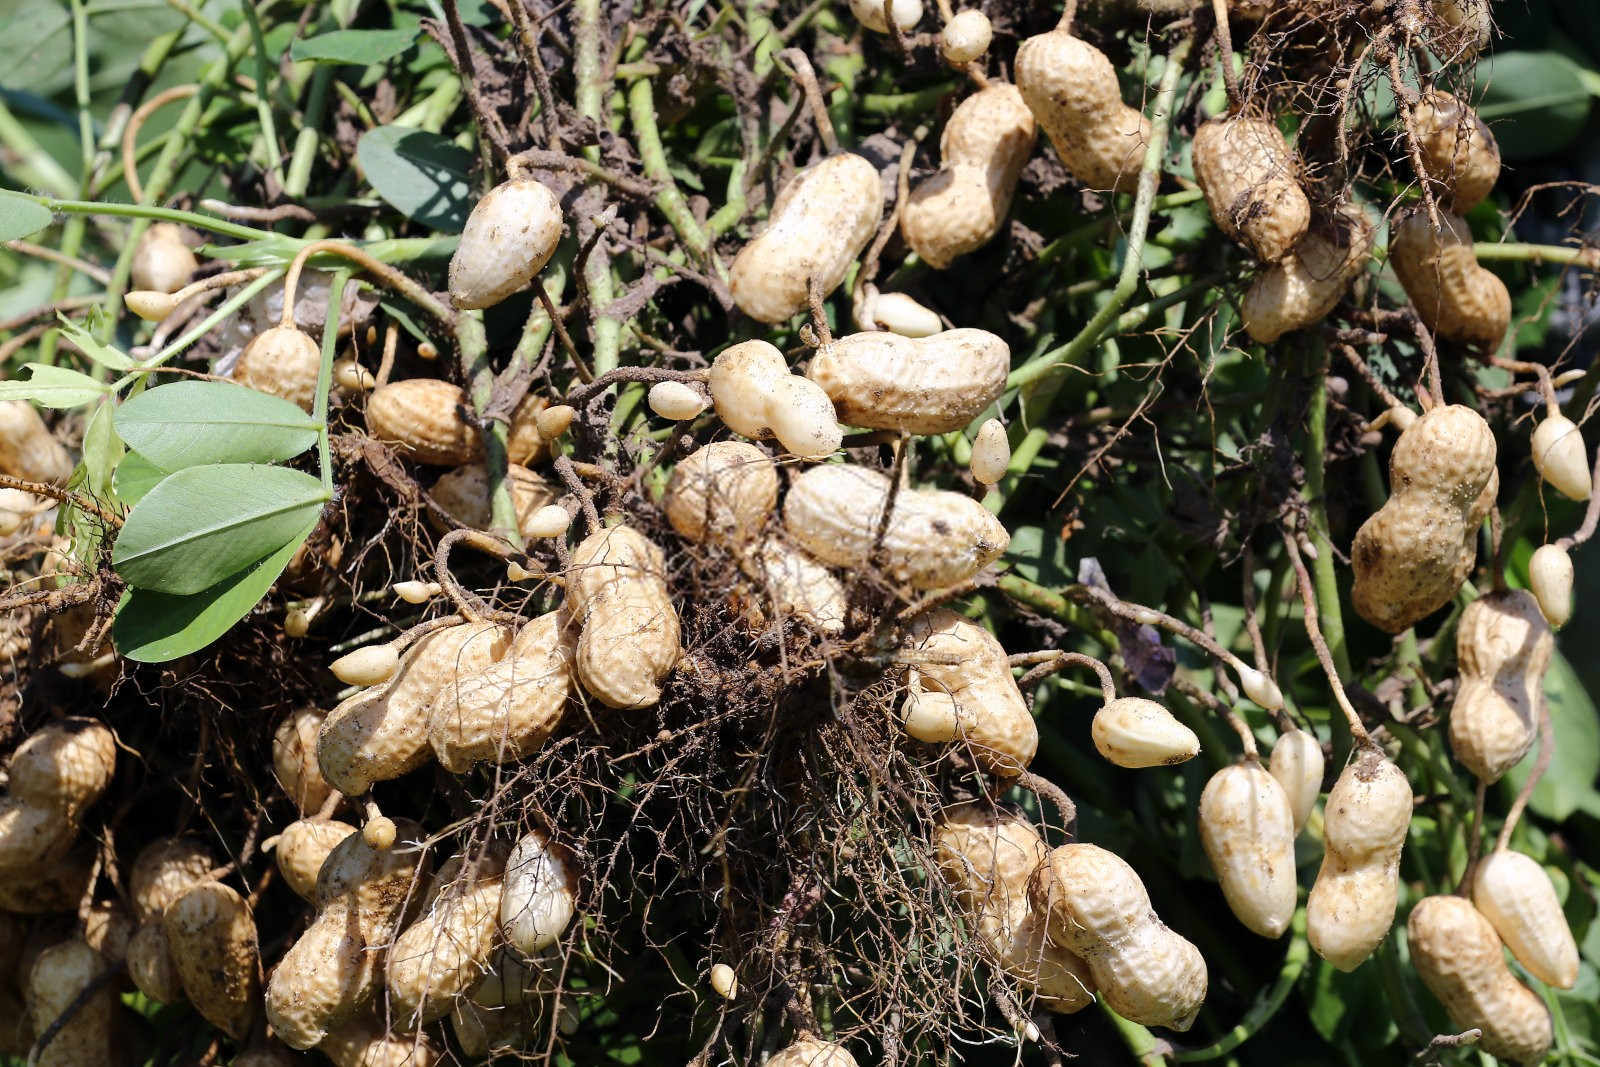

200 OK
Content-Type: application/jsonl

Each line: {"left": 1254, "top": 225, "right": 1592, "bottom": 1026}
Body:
{"left": 25, "top": 939, "right": 121, "bottom": 1067}
{"left": 749, "top": 536, "right": 848, "bottom": 636}
{"left": 277, "top": 819, "right": 358, "bottom": 901}
{"left": 500, "top": 829, "right": 579, "bottom": 955}
{"left": 234, "top": 326, "right": 321, "bottom": 411}
{"left": 131, "top": 836, "right": 216, "bottom": 921}
{"left": 1030, "top": 843, "right": 1207, "bottom": 1030}
{"left": 130, "top": 223, "right": 197, "bottom": 294}
{"left": 1473, "top": 849, "right": 1579, "bottom": 989}
{"left": 1408, "top": 895, "right": 1552, "bottom": 1064}
{"left": 365, "top": 380, "right": 483, "bottom": 465}
{"left": 449, "top": 179, "right": 562, "bottom": 310}
{"left": 567, "top": 526, "right": 681, "bottom": 709}
{"left": 729, "top": 154, "right": 885, "bottom": 323}
{"left": 1390, "top": 211, "right": 1511, "bottom": 347}
{"left": 900, "top": 609, "right": 1038, "bottom": 776}
{"left": 901, "top": 84, "right": 1036, "bottom": 268}
{"left": 784, "top": 464, "right": 1010, "bottom": 590}
{"left": 1412, "top": 92, "right": 1500, "bottom": 211}
{"left": 766, "top": 1038, "right": 860, "bottom": 1067}
{"left": 429, "top": 463, "right": 558, "bottom": 535}
{"left": 1242, "top": 208, "right": 1375, "bottom": 342}
{"left": 1192, "top": 118, "right": 1309, "bottom": 262}
{"left": 427, "top": 612, "right": 574, "bottom": 772}
{"left": 1268, "top": 729, "right": 1325, "bottom": 833}
{"left": 1450, "top": 590, "right": 1552, "bottom": 782}
{"left": 1351, "top": 404, "right": 1497, "bottom": 633}
{"left": 1198, "top": 762, "right": 1298, "bottom": 938}
{"left": 163, "top": 881, "right": 260, "bottom": 1038}
{"left": 127, "top": 921, "right": 183, "bottom": 1003}
{"left": 318, "top": 621, "right": 513, "bottom": 794}
{"left": 273, "top": 708, "right": 334, "bottom": 815}
{"left": 664, "top": 441, "right": 779, "bottom": 545}
{"left": 807, "top": 328, "right": 1009, "bottom": 434}
{"left": 0, "top": 401, "right": 74, "bottom": 484}
{"left": 1090, "top": 697, "right": 1200, "bottom": 768}
{"left": 0, "top": 719, "right": 116, "bottom": 873}
{"left": 387, "top": 867, "right": 504, "bottom": 1024}
{"left": 1016, "top": 31, "right": 1151, "bottom": 192}
{"left": 1306, "top": 751, "right": 1412, "bottom": 970}
{"left": 319, "top": 1015, "right": 441, "bottom": 1067}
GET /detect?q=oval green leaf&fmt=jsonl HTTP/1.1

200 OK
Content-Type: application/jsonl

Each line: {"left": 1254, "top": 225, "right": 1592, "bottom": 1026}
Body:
{"left": 112, "top": 464, "right": 328, "bottom": 594}
{"left": 112, "top": 451, "right": 170, "bottom": 505}
{"left": 0, "top": 363, "right": 108, "bottom": 409}
{"left": 1474, "top": 51, "right": 1593, "bottom": 159}
{"left": 115, "top": 381, "right": 320, "bottom": 470}
{"left": 0, "top": 190, "right": 53, "bottom": 242}
{"left": 290, "top": 27, "right": 415, "bottom": 64}
{"left": 356, "top": 125, "right": 474, "bottom": 233}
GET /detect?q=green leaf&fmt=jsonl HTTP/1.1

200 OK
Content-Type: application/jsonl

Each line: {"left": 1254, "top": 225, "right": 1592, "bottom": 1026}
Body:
{"left": 114, "top": 518, "right": 315, "bottom": 662}
{"left": 356, "top": 125, "right": 474, "bottom": 233}
{"left": 0, "top": 190, "right": 53, "bottom": 242}
{"left": 1474, "top": 51, "right": 1594, "bottom": 159}
{"left": 79, "top": 398, "right": 122, "bottom": 499}
{"left": 112, "top": 464, "right": 328, "bottom": 594}
{"left": 1501, "top": 648, "right": 1600, "bottom": 821}
{"left": 290, "top": 27, "right": 415, "bottom": 64}
{"left": 54, "top": 314, "right": 134, "bottom": 371}
{"left": 0, "top": 363, "right": 109, "bottom": 408}
{"left": 112, "top": 451, "right": 169, "bottom": 505}
{"left": 114, "top": 381, "right": 320, "bottom": 470}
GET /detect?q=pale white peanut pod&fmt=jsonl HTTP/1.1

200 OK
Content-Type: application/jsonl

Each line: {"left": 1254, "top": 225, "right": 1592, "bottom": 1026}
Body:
{"left": 848, "top": 0, "right": 921, "bottom": 32}
{"left": 764, "top": 375, "right": 843, "bottom": 460}
{"left": 901, "top": 687, "right": 962, "bottom": 743}
{"left": 1528, "top": 544, "right": 1574, "bottom": 629}
{"left": 1268, "top": 728, "right": 1324, "bottom": 833}
{"left": 449, "top": 179, "right": 563, "bottom": 311}
{"left": 566, "top": 526, "right": 680, "bottom": 709}
{"left": 500, "top": 828, "right": 579, "bottom": 955}
{"left": 1471, "top": 849, "right": 1579, "bottom": 989}
{"left": 1090, "top": 697, "right": 1199, "bottom": 768}
{"left": 130, "top": 223, "right": 197, "bottom": 294}
{"left": 1306, "top": 749, "right": 1412, "bottom": 970}
{"left": 747, "top": 536, "right": 847, "bottom": 636}
{"left": 0, "top": 401, "right": 74, "bottom": 484}
{"left": 664, "top": 441, "right": 778, "bottom": 546}
{"left": 860, "top": 291, "right": 943, "bottom": 337}
{"left": 1197, "top": 761, "right": 1298, "bottom": 938}
{"left": 708, "top": 341, "right": 789, "bottom": 439}
{"left": 275, "top": 818, "right": 358, "bottom": 901}
{"left": 710, "top": 963, "right": 738, "bottom": 1000}
{"left": 329, "top": 644, "right": 399, "bottom": 687}
{"left": 769, "top": 1038, "right": 859, "bottom": 1067}
{"left": 386, "top": 849, "right": 506, "bottom": 1025}
{"left": 427, "top": 612, "right": 574, "bottom": 772}
{"left": 969, "top": 419, "right": 1010, "bottom": 486}
{"left": 940, "top": 10, "right": 993, "bottom": 66}
{"left": 808, "top": 328, "right": 1009, "bottom": 434}
{"left": 273, "top": 708, "right": 335, "bottom": 815}
{"left": 648, "top": 380, "right": 709, "bottom": 421}
{"left": 25, "top": 939, "right": 123, "bottom": 1067}
{"left": 899, "top": 609, "right": 1037, "bottom": 776}
{"left": 124, "top": 289, "right": 178, "bottom": 322}
{"left": 1531, "top": 414, "right": 1591, "bottom": 502}
{"left": 525, "top": 505, "right": 572, "bottom": 539}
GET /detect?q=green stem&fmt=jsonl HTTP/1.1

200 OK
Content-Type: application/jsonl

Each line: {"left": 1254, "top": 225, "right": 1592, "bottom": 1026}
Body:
{"left": 18, "top": 194, "right": 274, "bottom": 243}
{"left": 456, "top": 310, "right": 521, "bottom": 547}
{"left": 0, "top": 100, "right": 79, "bottom": 198}
{"left": 316, "top": 272, "right": 351, "bottom": 495}
{"left": 1475, "top": 242, "right": 1599, "bottom": 269}
{"left": 1305, "top": 341, "right": 1355, "bottom": 761}
{"left": 133, "top": 269, "right": 283, "bottom": 372}
{"left": 241, "top": 0, "right": 284, "bottom": 177}
{"left": 1105, "top": 1007, "right": 1171, "bottom": 1067}
{"left": 1173, "top": 908, "right": 1308, "bottom": 1061}
{"left": 626, "top": 78, "right": 715, "bottom": 270}
{"left": 574, "top": 0, "right": 619, "bottom": 376}
{"left": 284, "top": 68, "right": 332, "bottom": 199}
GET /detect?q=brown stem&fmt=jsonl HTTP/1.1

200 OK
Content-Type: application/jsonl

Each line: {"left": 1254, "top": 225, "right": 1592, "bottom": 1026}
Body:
{"left": 122, "top": 84, "right": 198, "bottom": 204}
{"left": 0, "top": 474, "right": 121, "bottom": 526}
{"left": 537, "top": 285, "right": 593, "bottom": 384}
{"left": 1009, "top": 650, "right": 1116, "bottom": 704}
{"left": 1456, "top": 778, "right": 1486, "bottom": 896}
{"left": 563, "top": 365, "right": 704, "bottom": 409}
{"left": 1209, "top": 0, "right": 1242, "bottom": 111}
{"left": 440, "top": 0, "right": 509, "bottom": 167}
{"left": 1281, "top": 530, "right": 1371, "bottom": 746}
{"left": 504, "top": 0, "right": 564, "bottom": 149}
{"left": 279, "top": 239, "right": 453, "bottom": 329}
{"left": 775, "top": 48, "right": 838, "bottom": 156}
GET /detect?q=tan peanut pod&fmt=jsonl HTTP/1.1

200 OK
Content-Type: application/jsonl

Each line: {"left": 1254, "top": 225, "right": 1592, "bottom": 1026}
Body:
{"left": 506, "top": 393, "right": 550, "bottom": 466}
{"left": 729, "top": 154, "right": 884, "bottom": 323}
{"left": 857, "top": 290, "right": 943, "bottom": 337}
{"left": 0, "top": 718, "right": 116, "bottom": 874}
{"left": 1530, "top": 414, "right": 1591, "bottom": 502}
{"left": 1450, "top": 589, "right": 1551, "bottom": 783}
{"left": 386, "top": 849, "right": 507, "bottom": 1025}
{"left": 1192, "top": 117, "right": 1310, "bottom": 263}
{"left": 1198, "top": 761, "right": 1297, "bottom": 938}
{"left": 1305, "top": 748, "right": 1412, "bottom": 970}
{"left": 708, "top": 340, "right": 790, "bottom": 439}
{"left": 317, "top": 621, "right": 513, "bottom": 794}
{"left": 848, "top": 0, "right": 920, "bottom": 32}
{"left": 0, "top": 849, "right": 93, "bottom": 914}
{"left": 648, "top": 380, "right": 708, "bottom": 422}
{"left": 899, "top": 609, "right": 1037, "bottom": 776}
{"left": 25, "top": 939, "right": 123, "bottom": 1067}
{"left": 784, "top": 464, "right": 1010, "bottom": 590}
{"left": 902, "top": 687, "right": 961, "bottom": 742}
{"left": 566, "top": 526, "right": 681, "bottom": 709}
{"left": 768, "top": 1038, "right": 859, "bottom": 1067}
{"left": 273, "top": 708, "right": 335, "bottom": 815}
{"left": 1090, "top": 697, "right": 1200, "bottom": 768}
{"left": 1408, "top": 895, "right": 1550, "bottom": 1064}
{"left": 81, "top": 901, "right": 133, "bottom": 965}
{"left": 127, "top": 921, "right": 184, "bottom": 1003}
{"left": 449, "top": 179, "right": 563, "bottom": 311}
{"left": 746, "top": 535, "right": 847, "bottom": 636}
{"left": 129, "top": 223, "right": 197, "bottom": 294}
{"left": 451, "top": 997, "right": 524, "bottom": 1057}
{"left": 427, "top": 612, "right": 574, "bottom": 772}
{"left": 317, "top": 1013, "right": 441, "bottom": 1067}
{"left": 428, "top": 463, "right": 559, "bottom": 534}
{"left": 808, "top": 328, "right": 1009, "bottom": 434}
{"left": 500, "top": 828, "right": 579, "bottom": 955}
{"left": 1241, "top": 206, "right": 1375, "bottom": 343}
{"left": 234, "top": 326, "right": 322, "bottom": 411}
{"left": 1411, "top": 92, "right": 1500, "bottom": 212}
{"left": 276, "top": 819, "right": 359, "bottom": 901}
{"left": 1390, "top": 211, "right": 1510, "bottom": 348}
{"left": 939, "top": 9, "right": 992, "bottom": 66}
{"left": 901, "top": 84, "right": 1036, "bottom": 268}
{"left": 365, "top": 380, "right": 483, "bottom": 465}
{"left": 0, "top": 402, "right": 73, "bottom": 484}
{"left": 1268, "top": 728, "right": 1324, "bottom": 833}
{"left": 164, "top": 880, "right": 260, "bottom": 1038}
{"left": 663, "top": 442, "right": 779, "bottom": 546}
{"left": 1472, "top": 849, "right": 1579, "bottom": 989}
{"left": 1528, "top": 543, "right": 1574, "bottom": 629}
{"left": 131, "top": 837, "right": 216, "bottom": 923}
{"left": 1030, "top": 843, "right": 1207, "bottom": 1030}
{"left": 1015, "top": 31, "right": 1152, "bottom": 192}
{"left": 1351, "top": 404, "right": 1497, "bottom": 633}
{"left": 1427, "top": 0, "right": 1491, "bottom": 59}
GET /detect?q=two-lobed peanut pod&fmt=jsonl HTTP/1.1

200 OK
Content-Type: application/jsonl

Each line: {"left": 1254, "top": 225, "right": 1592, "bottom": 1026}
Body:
{"left": 746, "top": 536, "right": 848, "bottom": 636}
{"left": 768, "top": 1038, "right": 860, "bottom": 1067}
{"left": 1408, "top": 894, "right": 1551, "bottom": 1064}
{"left": 1528, "top": 544, "right": 1574, "bottom": 629}
{"left": 1241, "top": 205, "right": 1375, "bottom": 343}
{"left": 1192, "top": 117, "right": 1309, "bottom": 262}
{"left": 1351, "top": 404, "right": 1497, "bottom": 633}
{"left": 1410, "top": 91, "right": 1500, "bottom": 211}
{"left": 0, "top": 402, "right": 73, "bottom": 486}
{"left": 0, "top": 719, "right": 116, "bottom": 876}
{"left": 25, "top": 939, "right": 124, "bottom": 1067}
{"left": 901, "top": 84, "right": 1036, "bottom": 268}
{"left": 784, "top": 464, "right": 1010, "bottom": 590}
{"left": 427, "top": 612, "right": 574, "bottom": 772}
{"left": 898, "top": 609, "right": 1037, "bottom": 776}
{"left": 429, "top": 463, "right": 559, "bottom": 535}
{"left": 807, "top": 329, "right": 1010, "bottom": 434}
{"left": 449, "top": 179, "right": 563, "bottom": 311}
{"left": 386, "top": 849, "right": 507, "bottom": 1025}
{"left": 664, "top": 441, "right": 778, "bottom": 546}
{"left": 126, "top": 836, "right": 216, "bottom": 1004}
{"left": 1530, "top": 414, "right": 1591, "bottom": 502}
{"left": 273, "top": 708, "right": 335, "bottom": 815}
{"left": 566, "top": 526, "right": 681, "bottom": 709}
{"left": 707, "top": 341, "right": 843, "bottom": 459}
{"left": 1030, "top": 843, "right": 1207, "bottom": 1030}
{"left": 1268, "top": 728, "right": 1325, "bottom": 833}
{"left": 275, "top": 819, "right": 358, "bottom": 901}
{"left": 1472, "top": 849, "right": 1579, "bottom": 990}
{"left": 729, "top": 154, "right": 884, "bottom": 323}
{"left": 1451, "top": 589, "right": 1552, "bottom": 783}
{"left": 130, "top": 223, "right": 197, "bottom": 295}
{"left": 163, "top": 880, "right": 260, "bottom": 1039}
{"left": 500, "top": 828, "right": 580, "bottom": 955}
{"left": 1090, "top": 697, "right": 1200, "bottom": 769}
{"left": 1306, "top": 748, "right": 1412, "bottom": 970}
{"left": 1016, "top": 31, "right": 1152, "bottom": 192}
{"left": 1197, "top": 761, "right": 1297, "bottom": 938}
{"left": 1390, "top": 211, "right": 1510, "bottom": 348}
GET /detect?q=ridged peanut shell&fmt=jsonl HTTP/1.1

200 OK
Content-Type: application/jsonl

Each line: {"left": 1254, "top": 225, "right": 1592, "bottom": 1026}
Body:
{"left": 81, "top": 901, "right": 133, "bottom": 965}
{"left": 0, "top": 402, "right": 74, "bottom": 484}
{"left": 8, "top": 718, "right": 115, "bottom": 815}
{"left": 500, "top": 829, "right": 579, "bottom": 955}
{"left": 1198, "top": 762, "right": 1297, "bottom": 938}
{"left": 899, "top": 609, "right": 1037, "bottom": 776}
{"left": 126, "top": 921, "right": 183, "bottom": 1003}
{"left": 265, "top": 895, "right": 378, "bottom": 1049}
{"left": 807, "top": 328, "right": 1009, "bottom": 434}
{"left": 25, "top": 939, "right": 122, "bottom": 1067}
{"left": 365, "top": 380, "right": 483, "bottom": 465}
{"left": 129, "top": 224, "right": 196, "bottom": 294}
{"left": 449, "top": 179, "right": 562, "bottom": 311}
{"left": 1015, "top": 31, "right": 1151, "bottom": 192}
{"left": 276, "top": 819, "right": 358, "bottom": 901}
{"left": 768, "top": 1038, "right": 859, "bottom": 1067}
{"left": 317, "top": 1014, "right": 441, "bottom": 1067}
{"left": 0, "top": 849, "right": 93, "bottom": 913}
{"left": 932, "top": 803, "right": 1044, "bottom": 917}
{"left": 130, "top": 837, "right": 216, "bottom": 922}
{"left": 1269, "top": 728, "right": 1324, "bottom": 833}
{"left": 1472, "top": 849, "right": 1579, "bottom": 989}
{"left": 273, "top": 708, "right": 334, "bottom": 815}
{"left": 1242, "top": 207, "right": 1375, "bottom": 343}
{"left": 1091, "top": 697, "right": 1200, "bottom": 768}
{"left": 663, "top": 441, "right": 778, "bottom": 545}
{"left": 386, "top": 854, "right": 505, "bottom": 1025}
{"left": 235, "top": 327, "right": 321, "bottom": 411}
{"left": 428, "top": 463, "right": 559, "bottom": 534}
{"left": 1450, "top": 589, "right": 1550, "bottom": 783}
{"left": 1307, "top": 750, "right": 1412, "bottom": 970}
{"left": 747, "top": 536, "right": 847, "bottom": 636}
{"left": 1390, "top": 211, "right": 1510, "bottom": 347}
{"left": 1192, "top": 117, "right": 1309, "bottom": 262}
{"left": 427, "top": 612, "right": 573, "bottom": 772}
{"left": 1412, "top": 92, "right": 1500, "bottom": 211}
{"left": 163, "top": 880, "right": 259, "bottom": 1038}
{"left": 566, "top": 526, "right": 680, "bottom": 709}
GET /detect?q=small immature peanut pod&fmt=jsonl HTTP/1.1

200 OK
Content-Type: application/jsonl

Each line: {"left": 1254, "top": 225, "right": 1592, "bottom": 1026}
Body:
{"left": 365, "top": 379, "right": 484, "bottom": 465}
{"left": 848, "top": 0, "right": 920, "bottom": 32}
{"left": 386, "top": 849, "right": 507, "bottom": 1025}
{"left": 318, "top": 1013, "right": 441, "bottom": 1067}
{"left": 768, "top": 1038, "right": 859, "bottom": 1067}
{"left": 273, "top": 708, "right": 334, "bottom": 814}
{"left": 857, "top": 291, "right": 943, "bottom": 337}
{"left": 0, "top": 718, "right": 116, "bottom": 874}
{"left": 1090, "top": 697, "right": 1199, "bottom": 768}
{"left": 901, "top": 84, "right": 1037, "bottom": 268}
{"left": 808, "top": 328, "right": 1010, "bottom": 434}
{"left": 1530, "top": 413, "right": 1591, "bottom": 501}
{"left": 709, "top": 963, "right": 738, "bottom": 1000}
{"left": 333, "top": 358, "right": 375, "bottom": 393}
{"left": 1233, "top": 664, "right": 1285, "bottom": 711}
{"left": 275, "top": 818, "right": 358, "bottom": 901}
{"left": 427, "top": 612, "right": 574, "bottom": 772}
{"left": 500, "top": 828, "right": 579, "bottom": 955}
{"left": 647, "top": 380, "right": 709, "bottom": 421}
{"left": 1408, "top": 895, "right": 1551, "bottom": 1065}
{"left": 1410, "top": 91, "right": 1501, "bottom": 211}
{"left": 234, "top": 326, "right": 322, "bottom": 411}
{"left": 163, "top": 880, "right": 260, "bottom": 1039}
{"left": 525, "top": 505, "right": 572, "bottom": 539}
{"left": 25, "top": 939, "right": 123, "bottom": 1067}
{"left": 1241, "top": 205, "right": 1375, "bottom": 343}
{"left": 1015, "top": 31, "right": 1153, "bottom": 192}
{"left": 566, "top": 526, "right": 681, "bottom": 709}
{"left": 1030, "top": 843, "right": 1207, "bottom": 1030}
{"left": 969, "top": 419, "right": 1010, "bottom": 486}
{"left": 1351, "top": 404, "right": 1497, "bottom": 633}
{"left": 899, "top": 609, "right": 1037, "bottom": 777}
{"left": 1268, "top": 728, "right": 1324, "bottom": 833}
{"left": 664, "top": 441, "right": 779, "bottom": 546}
{"left": 1306, "top": 748, "right": 1412, "bottom": 970}
{"left": 747, "top": 535, "right": 847, "bottom": 636}
{"left": 729, "top": 154, "right": 884, "bottom": 324}
{"left": 707, "top": 341, "right": 843, "bottom": 459}
{"left": 428, "top": 462, "right": 558, "bottom": 535}
{"left": 0, "top": 401, "right": 74, "bottom": 484}
{"left": 784, "top": 464, "right": 1010, "bottom": 590}
{"left": 1528, "top": 543, "right": 1573, "bottom": 629}
{"left": 1198, "top": 761, "right": 1298, "bottom": 938}
{"left": 1450, "top": 589, "right": 1552, "bottom": 783}
{"left": 1472, "top": 849, "right": 1579, "bottom": 990}
{"left": 1427, "top": 0, "right": 1491, "bottom": 59}
{"left": 507, "top": 393, "right": 552, "bottom": 465}
{"left": 534, "top": 403, "right": 575, "bottom": 441}
{"left": 130, "top": 222, "right": 198, "bottom": 294}
{"left": 1390, "top": 211, "right": 1510, "bottom": 348}
{"left": 392, "top": 580, "right": 440, "bottom": 604}
{"left": 124, "top": 289, "right": 178, "bottom": 322}
{"left": 939, "top": 9, "right": 993, "bottom": 66}
{"left": 1192, "top": 117, "right": 1310, "bottom": 263}
{"left": 329, "top": 643, "right": 399, "bottom": 687}
{"left": 449, "top": 179, "right": 563, "bottom": 311}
